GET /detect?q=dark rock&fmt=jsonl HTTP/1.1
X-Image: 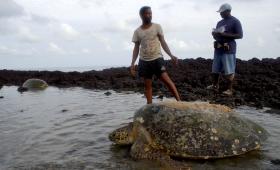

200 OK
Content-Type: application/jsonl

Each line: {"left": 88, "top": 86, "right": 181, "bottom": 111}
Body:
{"left": 234, "top": 98, "right": 244, "bottom": 106}
{"left": 265, "top": 109, "right": 280, "bottom": 114}
{"left": 104, "top": 91, "right": 112, "bottom": 96}
{"left": 0, "top": 57, "right": 279, "bottom": 109}
{"left": 254, "top": 101, "right": 264, "bottom": 109}
{"left": 271, "top": 159, "right": 280, "bottom": 165}
{"left": 17, "top": 86, "right": 28, "bottom": 92}
{"left": 157, "top": 94, "right": 164, "bottom": 100}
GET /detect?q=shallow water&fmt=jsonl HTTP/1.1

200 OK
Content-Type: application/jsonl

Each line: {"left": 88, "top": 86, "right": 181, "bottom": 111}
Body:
{"left": 0, "top": 86, "right": 279, "bottom": 170}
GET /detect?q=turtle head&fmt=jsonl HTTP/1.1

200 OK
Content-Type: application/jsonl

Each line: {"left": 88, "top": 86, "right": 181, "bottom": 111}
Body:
{"left": 109, "top": 122, "right": 135, "bottom": 145}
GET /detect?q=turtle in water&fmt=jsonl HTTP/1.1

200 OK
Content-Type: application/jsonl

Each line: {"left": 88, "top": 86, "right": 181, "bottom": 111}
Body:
{"left": 109, "top": 101, "right": 268, "bottom": 161}
{"left": 18, "top": 78, "right": 48, "bottom": 92}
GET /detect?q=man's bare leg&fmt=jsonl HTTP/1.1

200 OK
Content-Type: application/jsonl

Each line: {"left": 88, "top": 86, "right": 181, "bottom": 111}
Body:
{"left": 144, "top": 78, "right": 153, "bottom": 104}
{"left": 207, "top": 73, "right": 220, "bottom": 90}
{"left": 226, "top": 74, "right": 234, "bottom": 92}
{"left": 212, "top": 73, "right": 220, "bottom": 89}
{"left": 159, "top": 72, "right": 181, "bottom": 101}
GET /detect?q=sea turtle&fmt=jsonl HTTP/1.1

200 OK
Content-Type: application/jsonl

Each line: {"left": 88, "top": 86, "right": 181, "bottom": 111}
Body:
{"left": 18, "top": 78, "right": 48, "bottom": 92}
{"left": 109, "top": 101, "right": 268, "bottom": 161}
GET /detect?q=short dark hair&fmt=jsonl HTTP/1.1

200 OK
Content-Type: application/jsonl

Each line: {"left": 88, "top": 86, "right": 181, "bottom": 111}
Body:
{"left": 139, "top": 6, "right": 151, "bottom": 16}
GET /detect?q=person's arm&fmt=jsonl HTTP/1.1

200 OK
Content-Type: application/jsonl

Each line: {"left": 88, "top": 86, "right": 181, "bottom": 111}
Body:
{"left": 130, "top": 42, "right": 140, "bottom": 77}
{"left": 216, "top": 32, "right": 242, "bottom": 39}
{"left": 158, "top": 34, "right": 178, "bottom": 65}
{"left": 212, "top": 32, "right": 219, "bottom": 40}
{"left": 214, "top": 20, "right": 243, "bottom": 39}
{"left": 212, "top": 23, "right": 219, "bottom": 40}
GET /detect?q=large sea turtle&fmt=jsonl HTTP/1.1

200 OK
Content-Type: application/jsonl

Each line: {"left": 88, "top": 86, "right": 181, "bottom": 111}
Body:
{"left": 109, "top": 101, "right": 268, "bottom": 161}
{"left": 18, "top": 78, "right": 48, "bottom": 92}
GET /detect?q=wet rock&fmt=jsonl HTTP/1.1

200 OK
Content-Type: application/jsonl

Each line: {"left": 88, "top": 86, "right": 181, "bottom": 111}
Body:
{"left": 265, "top": 109, "right": 280, "bottom": 115}
{"left": 79, "top": 113, "right": 96, "bottom": 118}
{"left": 157, "top": 94, "right": 164, "bottom": 100}
{"left": 0, "top": 57, "right": 279, "bottom": 109}
{"left": 254, "top": 101, "right": 264, "bottom": 109}
{"left": 271, "top": 159, "right": 280, "bottom": 165}
{"left": 234, "top": 98, "right": 244, "bottom": 106}
{"left": 17, "top": 86, "right": 28, "bottom": 92}
{"left": 155, "top": 91, "right": 164, "bottom": 99}
{"left": 104, "top": 91, "right": 112, "bottom": 96}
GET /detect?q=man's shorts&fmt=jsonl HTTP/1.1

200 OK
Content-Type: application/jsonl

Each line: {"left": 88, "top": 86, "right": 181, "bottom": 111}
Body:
{"left": 138, "top": 57, "right": 166, "bottom": 79}
{"left": 212, "top": 53, "right": 236, "bottom": 75}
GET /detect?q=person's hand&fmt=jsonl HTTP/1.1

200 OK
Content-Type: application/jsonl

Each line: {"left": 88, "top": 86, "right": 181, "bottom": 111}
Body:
{"left": 171, "top": 55, "right": 178, "bottom": 66}
{"left": 212, "top": 31, "right": 217, "bottom": 36}
{"left": 212, "top": 32, "right": 220, "bottom": 39}
{"left": 130, "top": 64, "right": 136, "bottom": 77}
{"left": 213, "top": 31, "right": 223, "bottom": 37}
{"left": 215, "top": 32, "right": 228, "bottom": 37}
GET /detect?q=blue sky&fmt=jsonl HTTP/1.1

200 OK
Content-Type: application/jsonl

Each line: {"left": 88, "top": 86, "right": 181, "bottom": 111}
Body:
{"left": 0, "top": 0, "right": 279, "bottom": 69}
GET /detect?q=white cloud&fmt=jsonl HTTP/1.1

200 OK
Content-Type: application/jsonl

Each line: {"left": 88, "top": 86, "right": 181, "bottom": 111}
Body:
{"left": 78, "top": 0, "right": 105, "bottom": 8}
{"left": 169, "top": 39, "right": 188, "bottom": 51}
{"left": 49, "top": 42, "right": 65, "bottom": 54}
{"left": 81, "top": 48, "right": 90, "bottom": 54}
{"left": 257, "top": 37, "right": 265, "bottom": 47}
{"left": 123, "top": 41, "right": 134, "bottom": 51}
{"left": 102, "top": 19, "right": 136, "bottom": 33}
{"left": 0, "top": 0, "right": 278, "bottom": 69}
{"left": 275, "top": 24, "right": 280, "bottom": 33}
{"left": 17, "top": 26, "right": 40, "bottom": 43}
{"left": 31, "top": 13, "right": 51, "bottom": 24}
{"left": 59, "top": 23, "right": 80, "bottom": 41}
{"left": 276, "top": 24, "right": 280, "bottom": 41}
{"left": 0, "top": 45, "right": 18, "bottom": 55}
{"left": 168, "top": 39, "right": 203, "bottom": 51}
{"left": 91, "top": 33, "right": 112, "bottom": 51}
{"left": 0, "top": 0, "right": 25, "bottom": 18}
{"left": 0, "top": 19, "right": 17, "bottom": 34}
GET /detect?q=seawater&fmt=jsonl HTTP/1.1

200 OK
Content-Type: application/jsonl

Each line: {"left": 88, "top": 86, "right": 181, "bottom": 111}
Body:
{"left": 0, "top": 86, "right": 279, "bottom": 170}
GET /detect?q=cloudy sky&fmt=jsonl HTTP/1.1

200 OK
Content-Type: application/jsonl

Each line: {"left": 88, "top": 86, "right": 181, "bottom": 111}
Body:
{"left": 0, "top": 0, "right": 279, "bottom": 69}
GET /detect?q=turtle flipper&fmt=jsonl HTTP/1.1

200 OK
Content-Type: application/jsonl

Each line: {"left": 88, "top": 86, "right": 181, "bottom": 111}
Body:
{"left": 130, "top": 138, "right": 169, "bottom": 160}
{"left": 130, "top": 123, "right": 169, "bottom": 160}
{"left": 130, "top": 139, "right": 191, "bottom": 169}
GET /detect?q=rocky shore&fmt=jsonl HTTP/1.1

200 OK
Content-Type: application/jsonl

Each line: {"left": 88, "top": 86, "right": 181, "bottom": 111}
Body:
{"left": 0, "top": 58, "right": 279, "bottom": 109}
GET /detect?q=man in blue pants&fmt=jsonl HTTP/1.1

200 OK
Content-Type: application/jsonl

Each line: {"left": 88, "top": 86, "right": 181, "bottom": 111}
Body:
{"left": 207, "top": 3, "right": 243, "bottom": 95}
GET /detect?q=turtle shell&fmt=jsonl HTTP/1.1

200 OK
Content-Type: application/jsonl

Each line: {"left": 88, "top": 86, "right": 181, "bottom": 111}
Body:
{"left": 133, "top": 101, "right": 268, "bottom": 159}
{"left": 22, "top": 79, "right": 48, "bottom": 90}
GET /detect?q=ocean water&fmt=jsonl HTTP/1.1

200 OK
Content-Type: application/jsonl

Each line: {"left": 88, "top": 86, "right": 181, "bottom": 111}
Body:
{"left": 0, "top": 86, "right": 279, "bottom": 170}
{"left": 10, "top": 66, "right": 123, "bottom": 72}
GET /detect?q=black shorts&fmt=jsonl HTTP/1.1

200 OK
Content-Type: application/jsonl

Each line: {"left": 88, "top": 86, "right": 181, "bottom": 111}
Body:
{"left": 138, "top": 57, "right": 166, "bottom": 79}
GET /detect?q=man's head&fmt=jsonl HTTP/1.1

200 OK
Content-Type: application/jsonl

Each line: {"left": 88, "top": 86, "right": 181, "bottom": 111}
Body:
{"left": 217, "top": 3, "right": 232, "bottom": 19}
{"left": 139, "top": 6, "right": 152, "bottom": 24}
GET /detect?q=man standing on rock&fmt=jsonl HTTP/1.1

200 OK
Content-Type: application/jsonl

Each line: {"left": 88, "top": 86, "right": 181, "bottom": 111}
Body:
{"left": 130, "top": 6, "right": 181, "bottom": 104}
{"left": 207, "top": 3, "right": 243, "bottom": 95}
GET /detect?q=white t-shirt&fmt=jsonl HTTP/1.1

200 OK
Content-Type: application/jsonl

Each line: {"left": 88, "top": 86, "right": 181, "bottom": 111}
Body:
{"left": 132, "top": 23, "right": 164, "bottom": 61}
